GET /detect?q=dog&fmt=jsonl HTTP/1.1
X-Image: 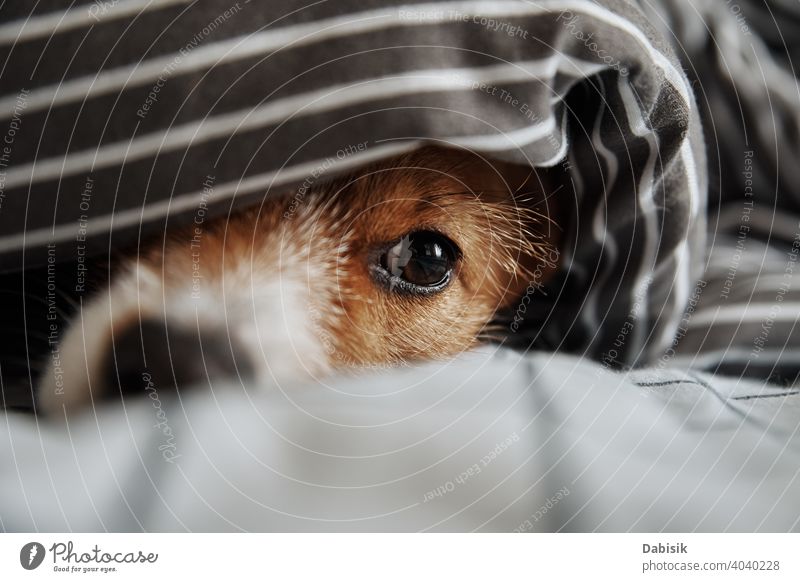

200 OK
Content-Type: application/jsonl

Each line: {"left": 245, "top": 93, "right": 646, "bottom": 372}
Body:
{"left": 36, "top": 146, "right": 562, "bottom": 414}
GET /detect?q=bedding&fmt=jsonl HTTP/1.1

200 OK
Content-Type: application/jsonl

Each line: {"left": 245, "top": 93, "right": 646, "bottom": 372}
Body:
{"left": 0, "top": 0, "right": 706, "bottom": 365}
{"left": 0, "top": 0, "right": 799, "bottom": 531}
{"left": 2, "top": 350, "right": 798, "bottom": 532}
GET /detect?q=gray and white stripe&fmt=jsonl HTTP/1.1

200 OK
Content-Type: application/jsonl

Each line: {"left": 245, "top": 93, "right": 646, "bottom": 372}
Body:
{"left": 1, "top": 0, "right": 707, "bottom": 370}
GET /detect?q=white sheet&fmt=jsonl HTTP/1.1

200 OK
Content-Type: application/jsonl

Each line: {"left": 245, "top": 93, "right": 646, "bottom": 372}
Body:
{"left": 1, "top": 349, "right": 798, "bottom": 532}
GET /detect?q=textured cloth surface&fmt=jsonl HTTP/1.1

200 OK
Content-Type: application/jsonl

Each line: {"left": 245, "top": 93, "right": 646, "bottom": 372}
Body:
{"left": 1, "top": 349, "right": 798, "bottom": 532}
{"left": 640, "top": 0, "right": 800, "bottom": 380}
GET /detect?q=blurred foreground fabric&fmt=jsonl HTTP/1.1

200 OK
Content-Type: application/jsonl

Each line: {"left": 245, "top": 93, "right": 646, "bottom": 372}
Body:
{"left": 1, "top": 349, "right": 798, "bottom": 532}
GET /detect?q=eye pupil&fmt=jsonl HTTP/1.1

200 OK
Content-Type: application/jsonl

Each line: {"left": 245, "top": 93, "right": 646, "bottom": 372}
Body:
{"left": 379, "top": 231, "right": 457, "bottom": 291}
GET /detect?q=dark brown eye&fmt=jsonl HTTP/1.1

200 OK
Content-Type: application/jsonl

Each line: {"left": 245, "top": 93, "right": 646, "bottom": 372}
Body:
{"left": 375, "top": 231, "right": 459, "bottom": 294}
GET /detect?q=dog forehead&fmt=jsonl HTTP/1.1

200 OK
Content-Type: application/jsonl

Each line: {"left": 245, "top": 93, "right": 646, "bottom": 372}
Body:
{"left": 274, "top": 147, "right": 514, "bottom": 249}
{"left": 344, "top": 182, "right": 489, "bottom": 245}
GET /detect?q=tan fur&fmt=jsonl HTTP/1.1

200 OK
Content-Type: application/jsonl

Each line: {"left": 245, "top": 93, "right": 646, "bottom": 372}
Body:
{"left": 161, "top": 145, "right": 560, "bottom": 368}
{"left": 38, "top": 146, "right": 561, "bottom": 413}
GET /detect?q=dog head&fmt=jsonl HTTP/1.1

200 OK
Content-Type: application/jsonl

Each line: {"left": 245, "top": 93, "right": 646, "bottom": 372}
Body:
{"left": 37, "top": 146, "right": 561, "bottom": 414}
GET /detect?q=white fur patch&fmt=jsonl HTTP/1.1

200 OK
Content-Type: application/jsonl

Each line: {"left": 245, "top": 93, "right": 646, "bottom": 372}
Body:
{"left": 38, "top": 215, "right": 344, "bottom": 414}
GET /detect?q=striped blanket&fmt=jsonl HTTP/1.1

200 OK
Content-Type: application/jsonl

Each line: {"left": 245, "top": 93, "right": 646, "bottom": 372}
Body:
{"left": 0, "top": 0, "right": 798, "bottom": 382}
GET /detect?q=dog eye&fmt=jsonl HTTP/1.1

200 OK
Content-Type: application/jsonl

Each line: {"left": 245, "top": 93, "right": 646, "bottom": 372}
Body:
{"left": 376, "top": 231, "right": 458, "bottom": 293}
